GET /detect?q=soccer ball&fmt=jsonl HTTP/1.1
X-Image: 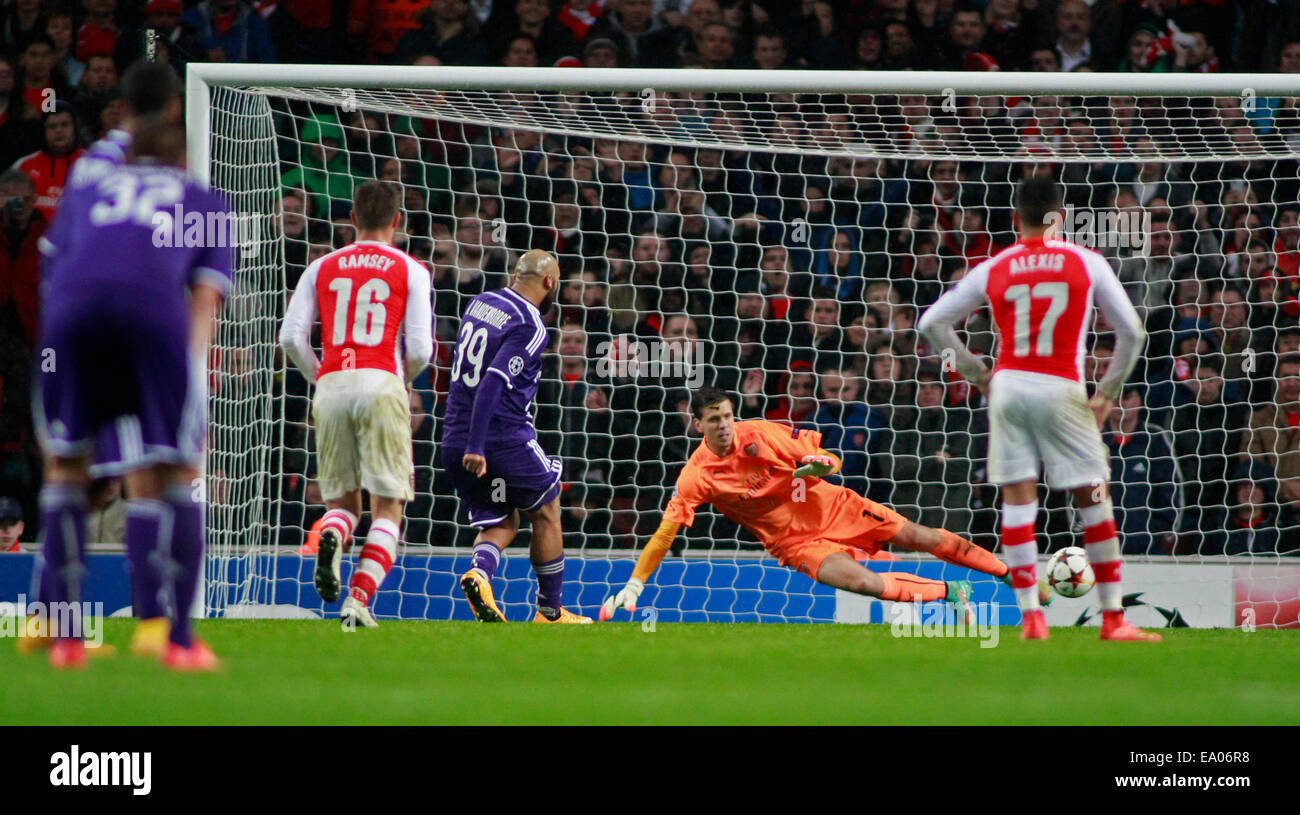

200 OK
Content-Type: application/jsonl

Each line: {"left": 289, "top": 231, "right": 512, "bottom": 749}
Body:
{"left": 1045, "top": 547, "right": 1095, "bottom": 598}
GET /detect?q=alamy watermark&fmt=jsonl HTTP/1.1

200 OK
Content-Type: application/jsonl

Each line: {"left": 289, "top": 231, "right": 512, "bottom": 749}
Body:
{"left": 888, "top": 597, "right": 1000, "bottom": 648}
{"left": 50, "top": 745, "right": 151, "bottom": 795}
{"left": 1044, "top": 205, "right": 1150, "bottom": 253}
{"left": 0, "top": 594, "right": 104, "bottom": 646}
{"left": 152, "top": 205, "right": 263, "bottom": 259}
{"left": 595, "top": 337, "right": 705, "bottom": 387}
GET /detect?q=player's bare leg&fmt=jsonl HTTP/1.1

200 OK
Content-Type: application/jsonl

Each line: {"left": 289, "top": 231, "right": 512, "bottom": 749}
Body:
{"left": 314, "top": 489, "right": 362, "bottom": 603}
{"left": 1072, "top": 484, "right": 1161, "bottom": 642}
{"left": 340, "top": 493, "right": 404, "bottom": 629}
{"left": 814, "top": 552, "right": 974, "bottom": 621}
{"left": 526, "top": 498, "right": 591, "bottom": 623}
{"left": 460, "top": 511, "right": 517, "bottom": 622}
{"left": 999, "top": 480, "right": 1050, "bottom": 640}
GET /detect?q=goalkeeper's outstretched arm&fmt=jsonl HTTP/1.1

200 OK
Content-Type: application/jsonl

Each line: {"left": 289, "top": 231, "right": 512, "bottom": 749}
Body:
{"left": 599, "top": 518, "right": 681, "bottom": 621}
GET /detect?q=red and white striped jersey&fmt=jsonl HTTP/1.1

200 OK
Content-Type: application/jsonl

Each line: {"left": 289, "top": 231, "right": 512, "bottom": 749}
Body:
{"left": 280, "top": 240, "right": 433, "bottom": 382}
{"left": 918, "top": 235, "right": 1143, "bottom": 399}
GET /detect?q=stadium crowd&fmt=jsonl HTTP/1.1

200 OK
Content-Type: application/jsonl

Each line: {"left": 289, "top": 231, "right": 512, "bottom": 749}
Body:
{"left": 3, "top": 0, "right": 1300, "bottom": 556}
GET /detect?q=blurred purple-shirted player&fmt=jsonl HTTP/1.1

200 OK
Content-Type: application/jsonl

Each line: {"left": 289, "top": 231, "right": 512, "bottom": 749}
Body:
{"left": 22, "top": 63, "right": 188, "bottom": 663}
{"left": 34, "top": 121, "right": 231, "bottom": 670}
{"left": 441, "top": 249, "right": 591, "bottom": 624}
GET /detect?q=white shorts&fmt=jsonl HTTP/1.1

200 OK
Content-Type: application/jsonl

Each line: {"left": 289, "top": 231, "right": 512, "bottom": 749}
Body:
{"left": 987, "top": 369, "right": 1109, "bottom": 490}
{"left": 313, "top": 369, "right": 414, "bottom": 502}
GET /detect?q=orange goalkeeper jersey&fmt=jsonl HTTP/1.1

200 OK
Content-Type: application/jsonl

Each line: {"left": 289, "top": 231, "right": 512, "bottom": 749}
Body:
{"left": 663, "top": 420, "right": 861, "bottom": 546}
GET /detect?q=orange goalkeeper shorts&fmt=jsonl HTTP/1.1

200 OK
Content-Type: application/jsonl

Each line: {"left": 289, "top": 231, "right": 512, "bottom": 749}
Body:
{"left": 768, "top": 492, "right": 907, "bottom": 581}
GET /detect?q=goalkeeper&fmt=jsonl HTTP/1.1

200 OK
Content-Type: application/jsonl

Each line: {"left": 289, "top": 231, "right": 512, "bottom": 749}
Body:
{"left": 602, "top": 387, "right": 1016, "bottom": 620}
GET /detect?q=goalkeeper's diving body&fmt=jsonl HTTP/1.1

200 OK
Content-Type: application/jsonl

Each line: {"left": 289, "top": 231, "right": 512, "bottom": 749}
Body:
{"left": 602, "top": 388, "right": 1013, "bottom": 620}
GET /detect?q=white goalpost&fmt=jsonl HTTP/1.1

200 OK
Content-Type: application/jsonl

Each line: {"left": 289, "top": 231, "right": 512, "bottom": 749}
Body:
{"left": 188, "top": 64, "right": 1300, "bottom": 628}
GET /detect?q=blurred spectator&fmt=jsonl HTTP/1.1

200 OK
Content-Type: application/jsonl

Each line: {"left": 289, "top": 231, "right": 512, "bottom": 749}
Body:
{"left": 71, "top": 53, "right": 116, "bottom": 131}
{"left": 982, "top": 0, "right": 1038, "bottom": 71}
{"left": 872, "top": 364, "right": 975, "bottom": 534}
{"left": 557, "top": 0, "right": 605, "bottom": 43}
{"left": 497, "top": 0, "right": 580, "bottom": 65}
{"left": 47, "top": 9, "right": 84, "bottom": 87}
{"left": 586, "top": 0, "right": 661, "bottom": 67}
{"left": 1053, "top": 0, "right": 1094, "bottom": 71}
{"left": 747, "top": 22, "right": 789, "bottom": 70}
{"left": 691, "top": 21, "right": 734, "bottom": 69}
{"left": 815, "top": 229, "right": 866, "bottom": 300}
{"left": 16, "top": 34, "right": 70, "bottom": 115}
{"left": 582, "top": 33, "right": 619, "bottom": 66}
{"left": 3, "top": 0, "right": 45, "bottom": 55}
{"left": 115, "top": 0, "right": 206, "bottom": 71}
{"left": 0, "top": 496, "right": 22, "bottom": 550}
{"left": 1172, "top": 354, "right": 1249, "bottom": 538}
{"left": 937, "top": 7, "right": 992, "bottom": 71}
{"left": 406, "top": 387, "right": 437, "bottom": 545}
{"left": 1206, "top": 283, "right": 1258, "bottom": 402}
{"left": 280, "top": 114, "right": 357, "bottom": 221}
{"left": 0, "top": 54, "right": 40, "bottom": 169}
{"left": 808, "top": 365, "right": 881, "bottom": 495}
{"left": 850, "top": 24, "right": 884, "bottom": 70}
{"left": 1118, "top": 207, "right": 1197, "bottom": 335}
{"left": 0, "top": 167, "right": 45, "bottom": 351}
{"left": 348, "top": 0, "right": 427, "bottom": 63}
{"left": 1103, "top": 386, "right": 1181, "bottom": 554}
{"left": 76, "top": 0, "right": 120, "bottom": 64}
{"left": 184, "top": 0, "right": 279, "bottom": 63}
{"left": 86, "top": 477, "right": 125, "bottom": 544}
{"left": 1199, "top": 475, "right": 1284, "bottom": 555}
{"left": 764, "top": 360, "right": 817, "bottom": 424}
{"left": 1242, "top": 353, "right": 1300, "bottom": 518}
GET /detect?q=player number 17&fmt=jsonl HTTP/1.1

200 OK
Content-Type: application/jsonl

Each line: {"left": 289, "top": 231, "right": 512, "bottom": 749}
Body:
{"left": 1004, "top": 281, "right": 1069, "bottom": 358}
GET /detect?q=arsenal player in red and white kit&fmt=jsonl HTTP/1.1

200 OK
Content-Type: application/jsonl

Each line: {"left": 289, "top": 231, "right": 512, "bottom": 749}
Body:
{"left": 919, "top": 177, "right": 1160, "bottom": 642}
{"left": 279, "top": 181, "right": 432, "bottom": 629}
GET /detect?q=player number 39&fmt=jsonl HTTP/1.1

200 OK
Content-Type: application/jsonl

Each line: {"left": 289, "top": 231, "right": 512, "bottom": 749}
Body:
{"left": 450, "top": 321, "right": 489, "bottom": 386}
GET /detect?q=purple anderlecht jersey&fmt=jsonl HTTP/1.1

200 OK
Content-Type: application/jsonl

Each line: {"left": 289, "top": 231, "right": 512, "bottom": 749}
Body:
{"left": 440, "top": 287, "right": 550, "bottom": 451}
{"left": 66, "top": 128, "right": 132, "bottom": 189}
{"left": 39, "top": 162, "right": 235, "bottom": 319}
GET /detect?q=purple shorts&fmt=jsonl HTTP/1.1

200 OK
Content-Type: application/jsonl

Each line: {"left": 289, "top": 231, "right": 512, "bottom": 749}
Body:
{"left": 35, "top": 293, "right": 204, "bottom": 473}
{"left": 442, "top": 440, "right": 562, "bottom": 529}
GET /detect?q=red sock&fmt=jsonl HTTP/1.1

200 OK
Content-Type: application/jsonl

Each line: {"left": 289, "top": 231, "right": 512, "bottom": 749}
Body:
{"left": 1082, "top": 504, "right": 1123, "bottom": 612}
{"left": 348, "top": 518, "right": 399, "bottom": 607}
{"left": 1001, "top": 502, "right": 1040, "bottom": 611}
{"left": 320, "top": 508, "right": 357, "bottom": 551}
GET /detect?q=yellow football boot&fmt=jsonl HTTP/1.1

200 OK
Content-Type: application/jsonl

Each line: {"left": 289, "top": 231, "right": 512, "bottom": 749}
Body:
{"left": 129, "top": 617, "right": 171, "bottom": 658}
{"left": 460, "top": 570, "right": 507, "bottom": 622}
{"left": 15, "top": 615, "right": 50, "bottom": 655}
{"left": 532, "top": 608, "right": 593, "bottom": 624}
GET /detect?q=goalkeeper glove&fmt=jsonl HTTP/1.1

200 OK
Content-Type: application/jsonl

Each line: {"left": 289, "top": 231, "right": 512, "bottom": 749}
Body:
{"left": 793, "top": 454, "right": 837, "bottom": 479}
{"left": 598, "top": 577, "right": 645, "bottom": 621}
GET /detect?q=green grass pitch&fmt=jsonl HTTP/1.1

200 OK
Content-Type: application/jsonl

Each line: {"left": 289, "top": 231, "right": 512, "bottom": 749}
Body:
{"left": 2, "top": 620, "right": 1297, "bottom": 725}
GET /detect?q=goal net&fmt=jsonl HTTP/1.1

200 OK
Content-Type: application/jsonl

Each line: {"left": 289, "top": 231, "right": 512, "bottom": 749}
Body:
{"left": 191, "top": 66, "right": 1300, "bottom": 629}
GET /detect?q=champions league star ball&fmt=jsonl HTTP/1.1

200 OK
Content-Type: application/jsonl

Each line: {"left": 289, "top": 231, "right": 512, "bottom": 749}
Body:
{"left": 1045, "top": 546, "right": 1095, "bottom": 599}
